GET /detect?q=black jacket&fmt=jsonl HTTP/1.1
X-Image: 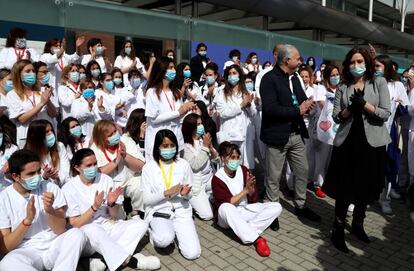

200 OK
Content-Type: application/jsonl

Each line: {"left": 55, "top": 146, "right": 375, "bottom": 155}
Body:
{"left": 190, "top": 55, "right": 209, "bottom": 83}
{"left": 259, "top": 65, "right": 309, "bottom": 146}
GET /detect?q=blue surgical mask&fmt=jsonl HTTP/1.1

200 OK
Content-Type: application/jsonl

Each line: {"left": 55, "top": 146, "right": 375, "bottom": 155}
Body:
{"left": 69, "top": 71, "right": 80, "bottom": 83}
{"left": 82, "top": 88, "right": 95, "bottom": 99}
{"left": 196, "top": 124, "right": 205, "bottom": 137}
{"left": 70, "top": 126, "right": 82, "bottom": 138}
{"left": 79, "top": 73, "right": 87, "bottom": 81}
{"left": 45, "top": 133, "right": 56, "bottom": 148}
{"left": 245, "top": 82, "right": 254, "bottom": 92}
{"left": 131, "top": 78, "right": 141, "bottom": 89}
{"left": 199, "top": 51, "right": 207, "bottom": 57}
{"left": 124, "top": 47, "right": 132, "bottom": 55}
{"left": 53, "top": 48, "right": 60, "bottom": 54}
{"left": 227, "top": 159, "right": 240, "bottom": 171}
{"left": 183, "top": 70, "right": 192, "bottom": 78}
{"left": 0, "top": 133, "right": 3, "bottom": 146}
{"left": 83, "top": 166, "right": 97, "bottom": 181}
{"left": 164, "top": 69, "right": 176, "bottom": 82}
{"left": 374, "top": 69, "right": 384, "bottom": 77}
{"left": 329, "top": 75, "right": 340, "bottom": 86}
{"left": 40, "top": 73, "right": 50, "bottom": 86}
{"left": 308, "top": 60, "right": 314, "bottom": 66}
{"left": 107, "top": 131, "right": 120, "bottom": 146}
{"left": 21, "top": 174, "right": 41, "bottom": 191}
{"left": 95, "top": 46, "right": 103, "bottom": 55}
{"left": 4, "top": 80, "right": 13, "bottom": 92}
{"left": 350, "top": 65, "right": 366, "bottom": 77}
{"left": 104, "top": 81, "right": 114, "bottom": 91}
{"left": 402, "top": 77, "right": 409, "bottom": 86}
{"left": 15, "top": 38, "right": 27, "bottom": 49}
{"left": 160, "top": 147, "right": 176, "bottom": 160}
{"left": 91, "top": 69, "right": 100, "bottom": 78}
{"left": 113, "top": 78, "right": 122, "bottom": 86}
{"left": 228, "top": 75, "right": 239, "bottom": 86}
{"left": 206, "top": 76, "right": 215, "bottom": 85}
{"left": 23, "top": 73, "right": 36, "bottom": 86}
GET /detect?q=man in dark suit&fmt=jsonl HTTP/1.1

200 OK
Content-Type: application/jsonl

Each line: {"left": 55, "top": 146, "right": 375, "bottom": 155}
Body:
{"left": 260, "top": 44, "right": 320, "bottom": 227}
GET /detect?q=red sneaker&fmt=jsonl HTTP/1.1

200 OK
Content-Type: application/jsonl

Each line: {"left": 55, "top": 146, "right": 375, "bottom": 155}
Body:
{"left": 255, "top": 237, "right": 270, "bottom": 257}
{"left": 315, "top": 187, "right": 326, "bottom": 198}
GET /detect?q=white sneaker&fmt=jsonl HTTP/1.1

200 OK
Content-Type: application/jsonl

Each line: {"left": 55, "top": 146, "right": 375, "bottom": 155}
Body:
{"left": 134, "top": 253, "right": 161, "bottom": 270}
{"left": 410, "top": 211, "right": 414, "bottom": 222}
{"left": 348, "top": 204, "right": 354, "bottom": 213}
{"left": 389, "top": 189, "right": 401, "bottom": 199}
{"left": 379, "top": 200, "right": 393, "bottom": 215}
{"left": 89, "top": 258, "right": 106, "bottom": 271}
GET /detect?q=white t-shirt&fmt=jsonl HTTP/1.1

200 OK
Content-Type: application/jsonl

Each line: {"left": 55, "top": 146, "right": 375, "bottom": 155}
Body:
{"left": 81, "top": 55, "right": 107, "bottom": 73}
{"left": 0, "top": 181, "right": 66, "bottom": 250}
{"left": 62, "top": 173, "right": 122, "bottom": 225}
{"left": 58, "top": 83, "right": 82, "bottom": 120}
{"left": 0, "top": 47, "right": 40, "bottom": 70}
{"left": 121, "top": 133, "right": 145, "bottom": 180}
{"left": 90, "top": 143, "right": 126, "bottom": 184}
{"left": 385, "top": 81, "right": 410, "bottom": 133}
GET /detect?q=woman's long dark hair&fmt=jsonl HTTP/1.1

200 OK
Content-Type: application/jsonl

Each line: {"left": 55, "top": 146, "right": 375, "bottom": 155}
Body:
{"left": 195, "top": 100, "right": 218, "bottom": 147}
{"left": 153, "top": 129, "right": 178, "bottom": 161}
{"left": 0, "top": 121, "right": 15, "bottom": 152}
{"left": 120, "top": 40, "right": 137, "bottom": 60}
{"left": 126, "top": 108, "right": 146, "bottom": 144}
{"left": 24, "top": 119, "right": 60, "bottom": 168}
{"left": 223, "top": 64, "right": 248, "bottom": 100}
{"left": 58, "top": 117, "right": 86, "bottom": 155}
{"left": 182, "top": 113, "right": 199, "bottom": 145}
{"left": 375, "top": 54, "right": 398, "bottom": 82}
{"left": 171, "top": 62, "right": 190, "bottom": 94}
{"left": 70, "top": 148, "right": 95, "bottom": 177}
{"left": 145, "top": 56, "right": 182, "bottom": 101}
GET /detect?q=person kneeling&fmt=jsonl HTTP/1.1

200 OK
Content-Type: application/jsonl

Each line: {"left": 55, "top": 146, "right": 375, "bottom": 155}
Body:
{"left": 62, "top": 148, "right": 160, "bottom": 271}
{"left": 0, "top": 149, "right": 86, "bottom": 271}
{"left": 212, "top": 142, "right": 282, "bottom": 257}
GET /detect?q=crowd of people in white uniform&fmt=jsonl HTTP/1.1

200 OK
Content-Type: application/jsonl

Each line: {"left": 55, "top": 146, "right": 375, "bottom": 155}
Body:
{"left": 0, "top": 27, "right": 413, "bottom": 270}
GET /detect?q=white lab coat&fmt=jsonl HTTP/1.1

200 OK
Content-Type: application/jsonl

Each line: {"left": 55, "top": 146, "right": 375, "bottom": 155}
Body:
{"left": 113, "top": 55, "right": 146, "bottom": 86}
{"left": 126, "top": 84, "right": 146, "bottom": 117}
{"left": 81, "top": 54, "right": 107, "bottom": 73}
{"left": 40, "top": 52, "right": 80, "bottom": 90}
{"left": 144, "top": 88, "right": 184, "bottom": 159}
{"left": 0, "top": 182, "right": 86, "bottom": 271}
{"left": 62, "top": 174, "right": 148, "bottom": 271}
{"left": 42, "top": 142, "right": 70, "bottom": 187}
{"left": 94, "top": 89, "right": 120, "bottom": 121}
{"left": 0, "top": 144, "right": 18, "bottom": 192}
{"left": 58, "top": 83, "right": 82, "bottom": 120}
{"left": 0, "top": 47, "right": 40, "bottom": 69}
{"left": 114, "top": 86, "right": 136, "bottom": 127}
{"left": 141, "top": 158, "right": 201, "bottom": 260}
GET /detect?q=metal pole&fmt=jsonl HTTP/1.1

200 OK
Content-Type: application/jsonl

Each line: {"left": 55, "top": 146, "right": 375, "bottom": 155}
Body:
{"left": 368, "top": 0, "right": 373, "bottom": 22}
{"left": 322, "top": 0, "right": 326, "bottom": 7}
{"left": 401, "top": 0, "right": 406, "bottom": 32}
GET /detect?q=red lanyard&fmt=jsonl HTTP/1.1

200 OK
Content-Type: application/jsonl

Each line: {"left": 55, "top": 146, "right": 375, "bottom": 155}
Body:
{"left": 14, "top": 48, "right": 27, "bottom": 60}
{"left": 103, "top": 146, "right": 119, "bottom": 163}
{"left": 26, "top": 92, "right": 36, "bottom": 107}
{"left": 67, "top": 82, "right": 81, "bottom": 95}
{"left": 58, "top": 58, "right": 64, "bottom": 71}
{"left": 163, "top": 91, "right": 175, "bottom": 111}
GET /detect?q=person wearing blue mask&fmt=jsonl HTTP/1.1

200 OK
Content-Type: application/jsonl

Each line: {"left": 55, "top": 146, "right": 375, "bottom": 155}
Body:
{"left": 144, "top": 57, "right": 195, "bottom": 159}
{"left": 86, "top": 61, "right": 102, "bottom": 87}
{"left": 374, "top": 55, "right": 410, "bottom": 215}
{"left": 215, "top": 64, "right": 256, "bottom": 170}
{"left": 24, "top": 119, "right": 70, "bottom": 187}
{"left": 81, "top": 38, "right": 111, "bottom": 73}
{"left": 0, "top": 121, "right": 19, "bottom": 192}
{"left": 126, "top": 68, "right": 146, "bottom": 114}
{"left": 112, "top": 68, "right": 135, "bottom": 129}
{"left": 198, "top": 62, "right": 220, "bottom": 115}
{"left": 40, "top": 37, "right": 84, "bottom": 91}
{"left": 62, "top": 148, "right": 160, "bottom": 271}
{"left": 6, "top": 60, "right": 55, "bottom": 148}
{"left": 190, "top": 43, "right": 210, "bottom": 83}
{"left": 211, "top": 142, "right": 282, "bottom": 257}
{"left": 182, "top": 113, "right": 219, "bottom": 220}
{"left": 94, "top": 73, "right": 123, "bottom": 122}
{"left": 171, "top": 62, "right": 200, "bottom": 102}
{"left": 71, "top": 80, "right": 111, "bottom": 139}
{"left": 114, "top": 40, "right": 148, "bottom": 87}
{"left": 141, "top": 129, "right": 201, "bottom": 260}
{"left": 58, "top": 117, "right": 90, "bottom": 160}
{"left": 0, "top": 69, "right": 13, "bottom": 117}
{"left": 58, "top": 63, "right": 83, "bottom": 120}
{"left": 0, "top": 149, "right": 87, "bottom": 271}
{"left": 323, "top": 47, "right": 391, "bottom": 253}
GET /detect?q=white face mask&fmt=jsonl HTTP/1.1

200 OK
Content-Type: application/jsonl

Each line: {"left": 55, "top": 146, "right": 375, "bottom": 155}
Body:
{"left": 232, "top": 56, "right": 239, "bottom": 62}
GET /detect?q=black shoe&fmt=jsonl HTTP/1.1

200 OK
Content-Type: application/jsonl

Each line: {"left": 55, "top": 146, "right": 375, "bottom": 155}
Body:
{"left": 331, "top": 218, "right": 349, "bottom": 253}
{"left": 295, "top": 207, "right": 321, "bottom": 222}
{"left": 270, "top": 218, "right": 279, "bottom": 231}
{"left": 351, "top": 222, "right": 370, "bottom": 243}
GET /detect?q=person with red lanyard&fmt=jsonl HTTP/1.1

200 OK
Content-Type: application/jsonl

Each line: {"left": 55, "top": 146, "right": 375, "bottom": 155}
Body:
{"left": 58, "top": 117, "right": 91, "bottom": 160}
{"left": 90, "top": 120, "right": 141, "bottom": 219}
{"left": 40, "top": 36, "right": 85, "bottom": 91}
{"left": 211, "top": 141, "right": 282, "bottom": 257}
{"left": 6, "top": 60, "right": 55, "bottom": 148}
{"left": 57, "top": 63, "right": 83, "bottom": 120}
{"left": 144, "top": 56, "right": 195, "bottom": 159}
{"left": 0, "top": 27, "right": 40, "bottom": 70}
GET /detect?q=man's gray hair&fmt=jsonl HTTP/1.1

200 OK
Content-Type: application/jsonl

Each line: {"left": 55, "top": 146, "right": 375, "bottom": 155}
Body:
{"left": 277, "top": 44, "right": 296, "bottom": 65}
